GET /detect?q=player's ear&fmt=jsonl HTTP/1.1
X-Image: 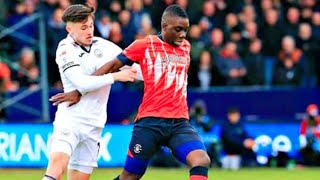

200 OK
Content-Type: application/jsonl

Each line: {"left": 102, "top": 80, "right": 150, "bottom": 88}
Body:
{"left": 162, "top": 22, "right": 168, "bottom": 31}
{"left": 65, "top": 23, "right": 72, "bottom": 34}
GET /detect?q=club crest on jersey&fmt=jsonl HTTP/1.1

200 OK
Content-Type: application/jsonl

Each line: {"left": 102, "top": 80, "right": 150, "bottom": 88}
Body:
{"left": 94, "top": 49, "right": 103, "bottom": 58}
{"left": 133, "top": 144, "right": 142, "bottom": 153}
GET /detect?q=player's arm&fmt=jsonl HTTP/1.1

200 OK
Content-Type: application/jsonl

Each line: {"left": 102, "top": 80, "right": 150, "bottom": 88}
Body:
{"left": 51, "top": 39, "right": 146, "bottom": 106}
{"left": 57, "top": 44, "right": 136, "bottom": 94}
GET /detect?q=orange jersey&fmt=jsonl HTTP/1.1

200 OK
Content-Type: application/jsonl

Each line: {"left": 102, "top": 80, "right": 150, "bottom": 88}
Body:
{"left": 118, "top": 35, "right": 191, "bottom": 120}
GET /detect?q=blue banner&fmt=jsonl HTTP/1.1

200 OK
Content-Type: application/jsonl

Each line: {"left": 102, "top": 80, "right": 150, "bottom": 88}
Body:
{"left": 0, "top": 123, "right": 300, "bottom": 167}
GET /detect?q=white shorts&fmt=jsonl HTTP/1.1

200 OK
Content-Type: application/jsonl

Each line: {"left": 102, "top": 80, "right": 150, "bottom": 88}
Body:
{"left": 48, "top": 122, "right": 102, "bottom": 174}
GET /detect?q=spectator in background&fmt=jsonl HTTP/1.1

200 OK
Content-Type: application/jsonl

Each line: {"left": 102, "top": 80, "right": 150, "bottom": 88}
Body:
{"left": 259, "top": 8, "right": 283, "bottom": 85}
{"left": 311, "top": 12, "right": 320, "bottom": 86}
{"left": 272, "top": 36, "right": 304, "bottom": 86}
{"left": 0, "top": 61, "right": 18, "bottom": 92}
{"left": 208, "top": 28, "right": 224, "bottom": 59}
{"left": 299, "top": 104, "right": 320, "bottom": 166}
{"left": 243, "top": 38, "right": 265, "bottom": 85}
{"left": 135, "top": 11, "right": 156, "bottom": 39}
{"left": 188, "top": 25, "right": 206, "bottom": 63}
{"left": 283, "top": 6, "right": 300, "bottom": 39}
{"left": 220, "top": 107, "right": 255, "bottom": 170}
{"left": 118, "top": 9, "right": 138, "bottom": 47}
{"left": 109, "top": 22, "right": 126, "bottom": 49}
{"left": 238, "top": 5, "right": 257, "bottom": 25}
{"left": 188, "top": 50, "right": 219, "bottom": 90}
{"left": 296, "top": 23, "right": 319, "bottom": 86}
{"left": 0, "top": 61, "right": 17, "bottom": 122}
{"left": 223, "top": 13, "right": 240, "bottom": 42}
{"left": 95, "top": 11, "right": 113, "bottom": 39}
{"left": 259, "top": 8, "right": 283, "bottom": 58}
{"left": 216, "top": 41, "right": 247, "bottom": 86}
{"left": 241, "top": 21, "right": 259, "bottom": 56}
{"left": 108, "top": 0, "right": 123, "bottom": 21}
{"left": 11, "top": 47, "right": 39, "bottom": 90}
{"left": 126, "top": 0, "right": 152, "bottom": 39}
{"left": 6, "top": 0, "right": 38, "bottom": 53}
{"left": 311, "top": 12, "right": 320, "bottom": 40}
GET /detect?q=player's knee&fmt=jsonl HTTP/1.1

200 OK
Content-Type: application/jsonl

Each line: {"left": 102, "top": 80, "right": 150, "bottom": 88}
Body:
{"left": 187, "top": 150, "right": 211, "bottom": 167}
{"left": 46, "top": 152, "right": 70, "bottom": 178}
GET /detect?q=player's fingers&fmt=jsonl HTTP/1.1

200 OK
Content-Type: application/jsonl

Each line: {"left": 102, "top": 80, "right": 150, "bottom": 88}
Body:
{"left": 50, "top": 93, "right": 62, "bottom": 101}
{"left": 52, "top": 98, "right": 64, "bottom": 106}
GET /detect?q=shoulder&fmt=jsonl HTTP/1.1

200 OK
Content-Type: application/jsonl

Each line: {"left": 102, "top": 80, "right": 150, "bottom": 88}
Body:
{"left": 56, "top": 37, "right": 77, "bottom": 53}
{"left": 93, "top": 37, "right": 122, "bottom": 50}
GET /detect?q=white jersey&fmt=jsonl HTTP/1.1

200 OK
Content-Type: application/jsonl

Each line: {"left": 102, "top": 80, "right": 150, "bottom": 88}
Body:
{"left": 54, "top": 35, "right": 122, "bottom": 128}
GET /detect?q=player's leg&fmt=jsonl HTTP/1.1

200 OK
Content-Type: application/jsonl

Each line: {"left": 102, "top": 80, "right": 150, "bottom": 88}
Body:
{"left": 114, "top": 118, "right": 164, "bottom": 180}
{"left": 44, "top": 152, "right": 70, "bottom": 180}
{"left": 169, "top": 119, "right": 211, "bottom": 180}
{"left": 43, "top": 124, "right": 79, "bottom": 180}
{"left": 43, "top": 140, "right": 72, "bottom": 180}
{"left": 68, "top": 126, "right": 102, "bottom": 180}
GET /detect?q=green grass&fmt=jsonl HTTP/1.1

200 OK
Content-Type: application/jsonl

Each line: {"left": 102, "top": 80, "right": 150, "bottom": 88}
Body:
{"left": 0, "top": 167, "right": 319, "bottom": 180}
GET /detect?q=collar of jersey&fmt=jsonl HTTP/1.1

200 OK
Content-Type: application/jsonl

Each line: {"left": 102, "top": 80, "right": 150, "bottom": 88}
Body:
{"left": 157, "top": 33, "right": 164, "bottom": 41}
{"left": 67, "top": 35, "right": 98, "bottom": 53}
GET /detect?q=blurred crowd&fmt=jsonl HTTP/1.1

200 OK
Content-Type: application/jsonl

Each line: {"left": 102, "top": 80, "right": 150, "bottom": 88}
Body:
{"left": 1, "top": 0, "right": 320, "bottom": 92}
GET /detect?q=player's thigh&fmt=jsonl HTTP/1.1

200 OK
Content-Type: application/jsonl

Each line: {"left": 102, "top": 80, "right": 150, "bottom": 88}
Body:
{"left": 45, "top": 140, "right": 72, "bottom": 177}
{"left": 169, "top": 120, "right": 208, "bottom": 165}
{"left": 128, "top": 118, "right": 164, "bottom": 159}
{"left": 47, "top": 125, "right": 79, "bottom": 172}
{"left": 69, "top": 126, "right": 102, "bottom": 174}
{"left": 123, "top": 118, "right": 164, "bottom": 176}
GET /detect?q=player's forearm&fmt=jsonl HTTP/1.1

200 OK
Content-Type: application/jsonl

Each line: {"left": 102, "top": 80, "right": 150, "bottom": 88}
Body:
{"left": 93, "top": 59, "right": 123, "bottom": 76}
{"left": 65, "top": 68, "right": 114, "bottom": 94}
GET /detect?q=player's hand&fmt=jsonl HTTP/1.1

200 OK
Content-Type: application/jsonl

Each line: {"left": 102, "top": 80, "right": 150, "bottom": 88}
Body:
{"left": 112, "top": 68, "right": 137, "bottom": 82}
{"left": 49, "top": 90, "right": 81, "bottom": 107}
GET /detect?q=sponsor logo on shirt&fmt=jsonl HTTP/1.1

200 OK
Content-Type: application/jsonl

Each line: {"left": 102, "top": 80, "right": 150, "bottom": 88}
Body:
{"left": 62, "top": 61, "right": 75, "bottom": 71}
{"left": 79, "top": 53, "right": 85, "bottom": 57}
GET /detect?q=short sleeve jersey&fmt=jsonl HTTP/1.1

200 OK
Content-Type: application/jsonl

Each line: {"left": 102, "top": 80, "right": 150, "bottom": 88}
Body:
{"left": 118, "top": 35, "right": 191, "bottom": 120}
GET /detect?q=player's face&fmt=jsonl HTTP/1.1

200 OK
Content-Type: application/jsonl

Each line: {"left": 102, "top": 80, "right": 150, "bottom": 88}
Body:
{"left": 163, "top": 16, "right": 189, "bottom": 46}
{"left": 67, "top": 16, "right": 94, "bottom": 46}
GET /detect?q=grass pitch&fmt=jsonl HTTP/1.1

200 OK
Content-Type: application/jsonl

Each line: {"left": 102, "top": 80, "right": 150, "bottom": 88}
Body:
{"left": 0, "top": 167, "right": 319, "bottom": 180}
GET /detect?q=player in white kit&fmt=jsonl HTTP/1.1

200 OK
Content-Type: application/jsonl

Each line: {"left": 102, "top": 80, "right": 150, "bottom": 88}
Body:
{"left": 42, "top": 4, "right": 137, "bottom": 180}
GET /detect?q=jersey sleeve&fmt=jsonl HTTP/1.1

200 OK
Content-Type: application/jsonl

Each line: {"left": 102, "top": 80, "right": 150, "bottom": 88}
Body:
{"left": 56, "top": 43, "right": 114, "bottom": 94}
{"left": 117, "top": 38, "right": 147, "bottom": 65}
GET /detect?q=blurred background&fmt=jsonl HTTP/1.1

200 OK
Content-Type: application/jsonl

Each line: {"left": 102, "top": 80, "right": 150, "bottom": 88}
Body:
{"left": 0, "top": 0, "right": 320, "bottom": 173}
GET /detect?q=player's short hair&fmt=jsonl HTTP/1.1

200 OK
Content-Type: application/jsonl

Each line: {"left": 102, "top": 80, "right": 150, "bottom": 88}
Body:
{"left": 162, "top": 4, "right": 188, "bottom": 20}
{"left": 62, "top": 4, "right": 95, "bottom": 23}
{"left": 227, "top": 107, "right": 240, "bottom": 114}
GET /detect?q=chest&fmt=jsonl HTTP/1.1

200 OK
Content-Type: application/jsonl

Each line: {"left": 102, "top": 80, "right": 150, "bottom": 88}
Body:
{"left": 75, "top": 47, "right": 108, "bottom": 75}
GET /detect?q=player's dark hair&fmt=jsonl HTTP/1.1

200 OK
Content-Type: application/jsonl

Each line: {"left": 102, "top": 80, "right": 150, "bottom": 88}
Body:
{"left": 62, "top": 4, "right": 95, "bottom": 23}
{"left": 162, "top": 4, "right": 188, "bottom": 20}
{"left": 227, "top": 107, "right": 240, "bottom": 114}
